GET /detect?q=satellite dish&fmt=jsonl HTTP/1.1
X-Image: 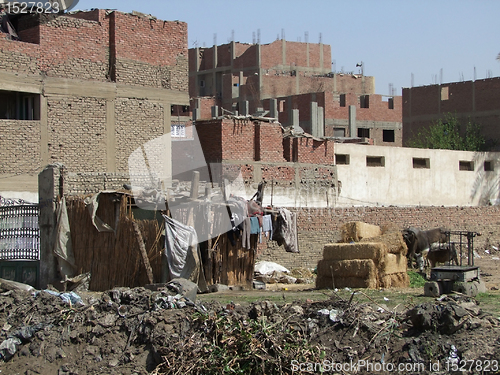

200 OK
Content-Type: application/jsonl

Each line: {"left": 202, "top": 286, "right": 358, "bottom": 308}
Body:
{"left": 52, "top": 0, "right": 80, "bottom": 12}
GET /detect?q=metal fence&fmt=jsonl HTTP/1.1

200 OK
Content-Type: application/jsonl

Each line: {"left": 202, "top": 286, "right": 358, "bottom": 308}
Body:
{"left": 0, "top": 205, "right": 40, "bottom": 260}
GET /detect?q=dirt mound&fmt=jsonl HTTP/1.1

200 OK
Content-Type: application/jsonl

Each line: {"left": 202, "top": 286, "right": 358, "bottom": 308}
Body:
{"left": 0, "top": 287, "right": 499, "bottom": 374}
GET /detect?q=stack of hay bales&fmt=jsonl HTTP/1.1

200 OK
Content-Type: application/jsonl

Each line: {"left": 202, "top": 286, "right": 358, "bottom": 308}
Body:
{"left": 316, "top": 222, "right": 409, "bottom": 289}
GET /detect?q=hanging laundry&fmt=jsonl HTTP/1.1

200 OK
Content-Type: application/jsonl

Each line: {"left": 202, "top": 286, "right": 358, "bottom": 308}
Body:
{"left": 273, "top": 208, "right": 299, "bottom": 253}
{"left": 250, "top": 216, "right": 260, "bottom": 234}
{"left": 262, "top": 214, "right": 273, "bottom": 239}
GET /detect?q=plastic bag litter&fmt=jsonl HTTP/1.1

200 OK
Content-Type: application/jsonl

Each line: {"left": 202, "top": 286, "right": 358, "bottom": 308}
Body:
{"left": 0, "top": 337, "right": 21, "bottom": 360}
{"left": 40, "top": 290, "right": 84, "bottom": 306}
{"left": 254, "top": 261, "right": 290, "bottom": 275}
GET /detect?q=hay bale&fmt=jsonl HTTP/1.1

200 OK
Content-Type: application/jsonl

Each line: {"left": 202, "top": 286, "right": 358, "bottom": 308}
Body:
{"left": 315, "top": 275, "right": 378, "bottom": 289}
{"left": 360, "top": 231, "right": 408, "bottom": 256}
{"left": 315, "top": 275, "right": 335, "bottom": 289}
{"left": 380, "top": 253, "right": 407, "bottom": 275}
{"left": 380, "top": 222, "right": 401, "bottom": 235}
{"left": 380, "top": 272, "right": 409, "bottom": 288}
{"left": 341, "top": 222, "right": 381, "bottom": 242}
{"left": 317, "top": 259, "right": 376, "bottom": 279}
{"left": 323, "top": 242, "right": 387, "bottom": 264}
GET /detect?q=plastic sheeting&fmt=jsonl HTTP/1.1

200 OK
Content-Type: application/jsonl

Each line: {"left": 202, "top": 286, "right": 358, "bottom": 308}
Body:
{"left": 84, "top": 192, "right": 115, "bottom": 233}
{"left": 163, "top": 215, "right": 207, "bottom": 292}
{"left": 53, "top": 197, "right": 76, "bottom": 279}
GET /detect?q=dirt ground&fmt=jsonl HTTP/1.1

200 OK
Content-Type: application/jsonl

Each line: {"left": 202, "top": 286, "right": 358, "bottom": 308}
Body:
{"left": 0, "top": 248, "right": 499, "bottom": 374}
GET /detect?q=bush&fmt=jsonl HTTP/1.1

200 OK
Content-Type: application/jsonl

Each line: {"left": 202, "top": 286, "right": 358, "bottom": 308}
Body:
{"left": 408, "top": 271, "right": 426, "bottom": 288}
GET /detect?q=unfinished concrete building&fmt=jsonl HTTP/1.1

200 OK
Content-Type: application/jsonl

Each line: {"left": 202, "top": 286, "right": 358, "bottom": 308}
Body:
{"left": 188, "top": 40, "right": 402, "bottom": 145}
{"left": 0, "top": 8, "right": 189, "bottom": 201}
{"left": 402, "top": 77, "right": 500, "bottom": 149}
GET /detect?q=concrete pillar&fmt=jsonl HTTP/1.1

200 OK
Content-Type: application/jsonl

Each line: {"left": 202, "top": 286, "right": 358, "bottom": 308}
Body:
{"left": 193, "top": 98, "right": 201, "bottom": 121}
{"left": 40, "top": 95, "right": 48, "bottom": 165}
{"left": 269, "top": 98, "right": 278, "bottom": 119}
{"left": 240, "top": 101, "right": 249, "bottom": 116}
{"left": 310, "top": 101, "right": 318, "bottom": 136}
{"left": 106, "top": 100, "right": 116, "bottom": 173}
{"left": 317, "top": 106, "right": 325, "bottom": 138}
{"left": 238, "top": 71, "right": 244, "bottom": 100}
{"left": 320, "top": 42, "right": 324, "bottom": 70}
{"left": 212, "top": 44, "right": 218, "bottom": 97}
{"left": 349, "top": 105, "right": 357, "bottom": 137}
{"left": 211, "top": 105, "right": 219, "bottom": 118}
{"left": 282, "top": 39, "right": 286, "bottom": 66}
{"left": 195, "top": 47, "right": 200, "bottom": 97}
{"left": 292, "top": 109, "right": 301, "bottom": 132}
{"left": 38, "top": 165, "right": 62, "bottom": 289}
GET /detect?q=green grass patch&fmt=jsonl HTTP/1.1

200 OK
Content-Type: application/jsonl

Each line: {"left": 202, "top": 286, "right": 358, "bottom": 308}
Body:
{"left": 408, "top": 271, "right": 427, "bottom": 288}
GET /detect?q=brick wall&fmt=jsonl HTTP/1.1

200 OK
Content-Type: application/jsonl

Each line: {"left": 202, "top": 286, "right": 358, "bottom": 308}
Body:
{"left": 192, "top": 120, "right": 223, "bottom": 162}
{"left": 292, "top": 137, "right": 335, "bottom": 164}
{"left": 221, "top": 119, "right": 255, "bottom": 160}
{"left": 258, "top": 205, "right": 500, "bottom": 270}
{"left": 39, "top": 14, "right": 109, "bottom": 81}
{"left": 0, "top": 120, "right": 41, "bottom": 174}
{"left": 111, "top": 12, "right": 187, "bottom": 90}
{"left": 403, "top": 78, "right": 500, "bottom": 147}
{"left": 0, "top": 38, "right": 40, "bottom": 75}
{"left": 255, "top": 122, "right": 286, "bottom": 162}
{"left": 47, "top": 97, "right": 107, "bottom": 172}
{"left": 115, "top": 99, "right": 165, "bottom": 173}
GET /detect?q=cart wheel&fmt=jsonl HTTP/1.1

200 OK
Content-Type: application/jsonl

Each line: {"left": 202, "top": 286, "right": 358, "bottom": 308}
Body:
{"left": 424, "top": 281, "right": 441, "bottom": 297}
{"left": 473, "top": 280, "right": 486, "bottom": 294}
{"left": 453, "top": 281, "right": 478, "bottom": 297}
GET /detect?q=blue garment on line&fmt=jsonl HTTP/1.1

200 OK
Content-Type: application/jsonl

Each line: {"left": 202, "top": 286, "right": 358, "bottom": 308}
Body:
{"left": 250, "top": 216, "right": 260, "bottom": 234}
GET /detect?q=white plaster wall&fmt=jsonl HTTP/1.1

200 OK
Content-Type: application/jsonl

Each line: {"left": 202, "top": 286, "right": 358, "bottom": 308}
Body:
{"left": 334, "top": 144, "right": 500, "bottom": 207}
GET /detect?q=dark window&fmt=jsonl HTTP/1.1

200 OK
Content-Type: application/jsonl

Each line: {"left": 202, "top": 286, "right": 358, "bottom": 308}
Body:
{"left": 388, "top": 97, "right": 394, "bottom": 109}
{"left": 484, "top": 161, "right": 494, "bottom": 171}
{"left": 357, "top": 128, "right": 370, "bottom": 138}
{"left": 340, "top": 94, "right": 346, "bottom": 107}
{"left": 360, "top": 95, "right": 370, "bottom": 108}
{"left": 459, "top": 161, "right": 474, "bottom": 171}
{"left": 0, "top": 90, "right": 40, "bottom": 120}
{"left": 383, "top": 129, "right": 395, "bottom": 142}
{"left": 413, "top": 158, "right": 430, "bottom": 169}
{"left": 366, "top": 156, "right": 385, "bottom": 167}
{"left": 335, "top": 154, "right": 350, "bottom": 165}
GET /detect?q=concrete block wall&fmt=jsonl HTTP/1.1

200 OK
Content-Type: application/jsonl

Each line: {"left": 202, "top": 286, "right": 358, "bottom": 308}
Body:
{"left": 115, "top": 99, "right": 165, "bottom": 173}
{"left": 0, "top": 36, "right": 40, "bottom": 75}
{"left": 0, "top": 120, "right": 41, "bottom": 174}
{"left": 47, "top": 97, "right": 107, "bottom": 172}
{"left": 257, "top": 205, "right": 500, "bottom": 270}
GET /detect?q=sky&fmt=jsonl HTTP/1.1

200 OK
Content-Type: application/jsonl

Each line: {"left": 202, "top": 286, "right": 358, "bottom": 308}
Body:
{"left": 80, "top": 0, "right": 500, "bottom": 96}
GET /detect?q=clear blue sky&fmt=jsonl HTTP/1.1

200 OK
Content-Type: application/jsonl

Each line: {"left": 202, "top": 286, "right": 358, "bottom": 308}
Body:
{"left": 81, "top": 0, "right": 499, "bottom": 96}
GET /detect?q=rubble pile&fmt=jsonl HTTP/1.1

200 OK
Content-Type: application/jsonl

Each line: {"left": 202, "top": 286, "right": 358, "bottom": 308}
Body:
{"left": 0, "top": 285, "right": 499, "bottom": 374}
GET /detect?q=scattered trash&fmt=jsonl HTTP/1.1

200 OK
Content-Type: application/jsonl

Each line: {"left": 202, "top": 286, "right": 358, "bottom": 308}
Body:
{"left": 254, "top": 261, "right": 290, "bottom": 275}
{"left": 40, "top": 290, "right": 84, "bottom": 306}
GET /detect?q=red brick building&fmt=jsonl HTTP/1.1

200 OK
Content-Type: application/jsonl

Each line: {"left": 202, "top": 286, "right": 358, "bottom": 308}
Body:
{"left": 402, "top": 77, "right": 500, "bottom": 148}
{"left": 188, "top": 40, "right": 402, "bottom": 146}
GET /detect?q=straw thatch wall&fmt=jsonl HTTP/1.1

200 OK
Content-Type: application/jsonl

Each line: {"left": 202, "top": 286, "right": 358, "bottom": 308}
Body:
{"left": 66, "top": 194, "right": 163, "bottom": 291}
